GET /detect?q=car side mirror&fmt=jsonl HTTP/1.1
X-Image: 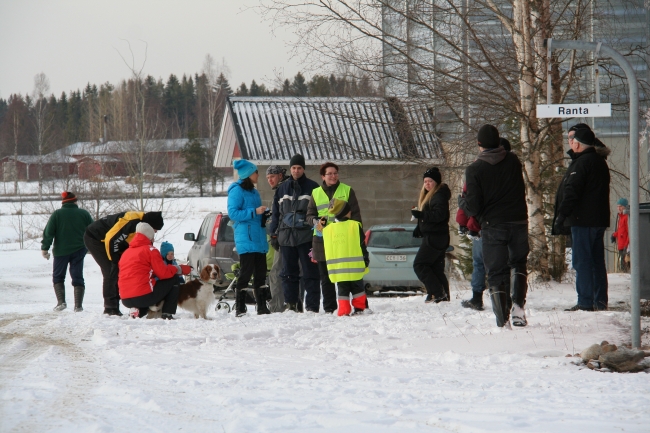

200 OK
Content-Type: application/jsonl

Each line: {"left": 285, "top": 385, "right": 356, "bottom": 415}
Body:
{"left": 184, "top": 233, "right": 196, "bottom": 242}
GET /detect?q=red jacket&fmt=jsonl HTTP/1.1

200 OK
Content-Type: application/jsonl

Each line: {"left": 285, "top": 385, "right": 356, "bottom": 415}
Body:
{"left": 118, "top": 233, "right": 179, "bottom": 299}
{"left": 455, "top": 183, "right": 482, "bottom": 232}
{"left": 613, "top": 212, "right": 629, "bottom": 250}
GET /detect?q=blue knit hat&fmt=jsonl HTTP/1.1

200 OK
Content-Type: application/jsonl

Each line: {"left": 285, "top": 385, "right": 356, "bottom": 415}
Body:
{"left": 233, "top": 159, "right": 257, "bottom": 180}
{"left": 160, "top": 241, "right": 174, "bottom": 258}
{"left": 617, "top": 198, "right": 629, "bottom": 207}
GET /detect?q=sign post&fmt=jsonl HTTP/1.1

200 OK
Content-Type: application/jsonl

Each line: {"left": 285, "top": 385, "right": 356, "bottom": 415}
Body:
{"left": 541, "top": 39, "right": 640, "bottom": 348}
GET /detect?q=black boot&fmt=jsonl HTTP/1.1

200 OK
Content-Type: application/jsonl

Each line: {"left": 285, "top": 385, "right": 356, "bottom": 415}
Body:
{"left": 254, "top": 287, "right": 271, "bottom": 315}
{"left": 461, "top": 291, "right": 484, "bottom": 310}
{"left": 235, "top": 287, "right": 247, "bottom": 317}
{"left": 510, "top": 267, "right": 528, "bottom": 326}
{"left": 53, "top": 283, "right": 66, "bottom": 311}
{"left": 489, "top": 285, "right": 508, "bottom": 327}
{"left": 73, "top": 286, "right": 85, "bottom": 312}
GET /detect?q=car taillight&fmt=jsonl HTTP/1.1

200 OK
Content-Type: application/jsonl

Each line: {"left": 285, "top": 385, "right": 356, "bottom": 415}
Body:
{"left": 210, "top": 214, "right": 222, "bottom": 247}
{"left": 364, "top": 229, "right": 371, "bottom": 246}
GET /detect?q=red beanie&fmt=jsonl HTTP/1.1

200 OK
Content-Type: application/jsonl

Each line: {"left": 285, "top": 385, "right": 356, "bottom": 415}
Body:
{"left": 61, "top": 191, "right": 77, "bottom": 204}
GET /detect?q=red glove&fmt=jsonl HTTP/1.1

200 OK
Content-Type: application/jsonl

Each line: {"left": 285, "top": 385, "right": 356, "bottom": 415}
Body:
{"left": 179, "top": 264, "right": 192, "bottom": 275}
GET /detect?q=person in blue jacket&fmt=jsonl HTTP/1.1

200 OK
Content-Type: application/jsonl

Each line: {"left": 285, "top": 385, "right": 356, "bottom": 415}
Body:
{"left": 228, "top": 159, "right": 271, "bottom": 316}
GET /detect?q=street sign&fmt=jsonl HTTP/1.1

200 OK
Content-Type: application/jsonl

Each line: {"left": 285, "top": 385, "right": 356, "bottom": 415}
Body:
{"left": 537, "top": 103, "right": 611, "bottom": 118}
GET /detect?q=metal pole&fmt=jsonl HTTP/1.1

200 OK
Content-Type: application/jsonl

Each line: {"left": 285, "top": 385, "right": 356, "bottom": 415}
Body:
{"left": 546, "top": 39, "right": 641, "bottom": 348}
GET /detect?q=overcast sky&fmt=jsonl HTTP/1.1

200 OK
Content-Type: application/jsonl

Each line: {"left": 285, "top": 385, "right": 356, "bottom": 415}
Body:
{"left": 0, "top": 0, "right": 301, "bottom": 99}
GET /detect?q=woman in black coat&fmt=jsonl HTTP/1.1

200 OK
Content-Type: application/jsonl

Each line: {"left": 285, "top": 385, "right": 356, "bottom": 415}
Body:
{"left": 411, "top": 167, "right": 451, "bottom": 303}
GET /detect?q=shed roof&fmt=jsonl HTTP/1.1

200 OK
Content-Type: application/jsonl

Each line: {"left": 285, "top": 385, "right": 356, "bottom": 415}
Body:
{"left": 4, "top": 154, "right": 78, "bottom": 164}
{"left": 52, "top": 138, "right": 209, "bottom": 157}
{"left": 214, "top": 97, "right": 443, "bottom": 167}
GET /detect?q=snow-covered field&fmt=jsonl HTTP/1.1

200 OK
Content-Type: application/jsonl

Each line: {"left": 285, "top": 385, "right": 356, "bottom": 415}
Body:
{"left": 1, "top": 193, "right": 649, "bottom": 433}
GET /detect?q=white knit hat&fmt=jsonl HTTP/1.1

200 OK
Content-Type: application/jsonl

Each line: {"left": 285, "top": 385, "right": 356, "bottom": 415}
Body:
{"left": 136, "top": 222, "right": 155, "bottom": 241}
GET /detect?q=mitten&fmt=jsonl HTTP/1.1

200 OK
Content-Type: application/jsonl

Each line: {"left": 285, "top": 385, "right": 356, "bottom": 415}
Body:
{"left": 411, "top": 209, "right": 422, "bottom": 219}
{"left": 41, "top": 250, "right": 50, "bottom": 260}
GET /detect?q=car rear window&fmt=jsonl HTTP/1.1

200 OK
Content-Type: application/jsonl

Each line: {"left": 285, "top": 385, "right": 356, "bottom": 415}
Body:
{"left": 367, "top": 230, "right": 422, "bottom": 248}
{"left": 220, "top": 216, "right": 235, "bottom": 242}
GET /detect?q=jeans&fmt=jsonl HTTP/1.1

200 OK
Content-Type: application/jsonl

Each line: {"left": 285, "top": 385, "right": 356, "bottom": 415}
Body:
{"left": 571, "top": 226, "right": 608, "bottom": 310}
{"left": 470, "top": 237, "right": 486, "bottom": 294}
{"left": 280, "top": 243, "right": 320, "bottom": 311}
{"left": 53, "top": 247, "right": 87, "bottom": 287}
{"left": 481, "top": 222, "right": 529, "bottom": 290}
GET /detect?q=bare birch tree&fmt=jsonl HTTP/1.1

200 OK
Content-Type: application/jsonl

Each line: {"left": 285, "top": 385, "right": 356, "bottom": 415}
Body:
{"left": 31, "top": 73, "right": 54, "bottom": 200}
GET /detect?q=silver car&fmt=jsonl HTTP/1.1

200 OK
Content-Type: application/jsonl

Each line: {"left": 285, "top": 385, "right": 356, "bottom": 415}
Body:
{"left": 363, "top": 224, "right": 424, "bottom": 293}
{"left": 184, "top": 212, "right": 238, "bottom": 287}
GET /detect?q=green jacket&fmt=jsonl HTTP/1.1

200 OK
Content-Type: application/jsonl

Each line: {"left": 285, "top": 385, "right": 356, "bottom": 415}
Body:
{"left": 41, "top": 203, "right": 94, "bottom": 257}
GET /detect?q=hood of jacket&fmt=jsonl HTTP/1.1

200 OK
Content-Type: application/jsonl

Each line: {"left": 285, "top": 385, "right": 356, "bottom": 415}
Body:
{"left": 435, "top": 183, "right": 452, "bottom": 201}
{"left": 477, "top": 146, "right": 507, "bottom": 165}
{"left": 128, "top": 232, "right": 153, "bottom": 248}
{"left": 273, "top": 174, "right": 290, "bottom": 190}
{"left": 568, "top": 144, "right": 611, "bottom": 160}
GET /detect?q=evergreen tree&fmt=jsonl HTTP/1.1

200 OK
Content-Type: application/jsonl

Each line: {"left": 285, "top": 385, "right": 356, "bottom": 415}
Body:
{"left": 236, "top": 83, "right": 249, "bottom": 96}
{"left": 308, "top": 74, "right": 330, "bottom": 96}
{"left": 66, "top": 90, "right": 84, "bottom": 143}
{"left": 249, "top": 80, "right": 261, "bottom": 96}
{"left": 215, "top": 73, "right": 233, "bottom": 96}
{"left": 281, "top": 79, "right": 291, "bottom": 96}
{"left": 181, "top": 128, "right": 221, "bottom": 197}
{"left": 290, "top": 72, "right": 308, "bottom": 96}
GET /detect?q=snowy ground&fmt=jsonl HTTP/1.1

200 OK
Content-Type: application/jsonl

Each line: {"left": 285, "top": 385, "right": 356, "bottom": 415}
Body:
{"left": 1, "top": 195, "right": 649, "bottom": 432}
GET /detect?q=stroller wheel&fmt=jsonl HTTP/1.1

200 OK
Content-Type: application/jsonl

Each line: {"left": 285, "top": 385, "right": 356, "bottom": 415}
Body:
{"left": 215, "top": 301, "right": 231, "bottom": 313}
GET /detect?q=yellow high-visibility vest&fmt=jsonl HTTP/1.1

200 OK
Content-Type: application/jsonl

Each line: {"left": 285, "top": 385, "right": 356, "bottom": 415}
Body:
{"left": 312, "top": 183, "right": 351, "bottom": 221}
{"left": 323, "top": 220, "right": 368, "bottom": 283}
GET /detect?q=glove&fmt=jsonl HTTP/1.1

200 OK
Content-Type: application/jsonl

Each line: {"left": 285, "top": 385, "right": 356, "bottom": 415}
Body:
{"left": 270, "top": 236, "right": 280, "bottom": 251}
{"left": 411, "top": 209, "right": 422, "bottom": 219}
{"left": 178, "top": 264, "right": 192, "bottom": 275}
{"left": 458, "top": 226, "right": 468, "bottom": 236}
{"left": 41, "top": 250, "right": 50, "bottom": 260}
{"left": 610, "top": 235, "right": 616, "bottom": 244}
{"left": 553, "top": 215, "right": 566, "bottom": 235}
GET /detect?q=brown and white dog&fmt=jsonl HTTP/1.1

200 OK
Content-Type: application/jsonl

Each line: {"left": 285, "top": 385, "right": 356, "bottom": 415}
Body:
{"left": 147, "top": 264, "right": 221, "bottom": 319}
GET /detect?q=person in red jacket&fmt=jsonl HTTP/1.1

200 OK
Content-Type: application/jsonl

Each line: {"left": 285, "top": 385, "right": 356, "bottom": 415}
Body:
{"left": 611, "top": 198, "right": 630, "bottom": 272}
{"left": 118, "top": 222, "right": 191, "bottom": 319}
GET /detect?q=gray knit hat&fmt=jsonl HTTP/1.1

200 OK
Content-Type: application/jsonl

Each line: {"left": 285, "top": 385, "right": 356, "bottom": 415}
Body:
{"left": 136, "top": 222, "right": 155, "bottom": 241}
{"left": 266, "top": 165, "right": 286, "bottom": 176}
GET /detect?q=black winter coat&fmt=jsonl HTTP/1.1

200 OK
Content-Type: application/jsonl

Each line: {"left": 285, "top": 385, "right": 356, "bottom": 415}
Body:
{"left": 462, "top": 147, "right": 527, "bottom": 226}
{"left": 416, "top": 183, "right": 451, "bottom": 242}
{"left": 270, "top": 173, "right": 319, "bottom": 247}
{"left": 552, "top": 146, "right": 610, "bottom": 234}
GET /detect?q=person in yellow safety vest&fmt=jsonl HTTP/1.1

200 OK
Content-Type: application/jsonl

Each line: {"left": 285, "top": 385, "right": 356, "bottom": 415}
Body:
{"left": 307, "top": 162, "right": 363, "bottom": 313}
{"left": 322, "top": 198, "right": 369, "bottom": 316}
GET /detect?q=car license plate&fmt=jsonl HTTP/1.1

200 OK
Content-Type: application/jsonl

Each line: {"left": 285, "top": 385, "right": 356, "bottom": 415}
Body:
{"left": 385, "top": 255, "right": 406, "bottom": 262}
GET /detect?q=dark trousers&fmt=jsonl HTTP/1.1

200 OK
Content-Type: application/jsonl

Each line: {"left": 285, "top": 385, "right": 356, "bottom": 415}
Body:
{"left": 481, "top": 223, "right": 529, "bottom": 290}
{"left": 237, "top": 252, "right": 267, "bottom": 290}
{"left": 318, "top": 261, "right": 338, "bottom": 312}
{"left": 84, "top": 232, "right": 119, "bottom": 309}
{"left": 413, "top": 235, "right": 449, "bottom": 299}
{"left": 336, "top": 280, "right": 366, "bottom": 316}
{"left": 53, "top": 247, "right": 87, "bottom": 287}
{"left": 121, "top": 278, "right": 179, "bottom": 314}
{"left": 571, "top": 226, "right": 608, "bottom": 310}
{"left": 280, "top": 243, "right": 320, "bottom": 311}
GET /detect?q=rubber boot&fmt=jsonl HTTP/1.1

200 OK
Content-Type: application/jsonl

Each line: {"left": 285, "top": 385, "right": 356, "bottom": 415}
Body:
{"left": 53, "top": 283, "right": 66, "bottom": 311}
{"left": 235, "top": 287, "right": 247, "bottom": 317}
{"left": 73, "top": 286, "right": 85, "bottom": 312}
{"left": 488, "top": 285, "right": 508, "bottom": 327}
{"left": 510, "top": 268, "right": 528, "bottom": 326}
{"left": 254, "top": 287, "right": 271, "bottom": 315}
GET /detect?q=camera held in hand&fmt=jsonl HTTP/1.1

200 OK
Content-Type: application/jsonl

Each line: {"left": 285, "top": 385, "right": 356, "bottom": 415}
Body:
{"left": 261, "top": 208, "right": 272, "bottom": 228}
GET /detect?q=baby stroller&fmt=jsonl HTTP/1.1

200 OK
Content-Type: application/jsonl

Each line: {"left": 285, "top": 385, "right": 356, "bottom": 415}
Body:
{"left": 215, "top": 262, "right": 272, "bottom": 313}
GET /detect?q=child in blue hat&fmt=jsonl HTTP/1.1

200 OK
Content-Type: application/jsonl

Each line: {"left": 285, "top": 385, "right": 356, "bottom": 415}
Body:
{"left": 160, "top": 241, "right": 185, "bottom": 284}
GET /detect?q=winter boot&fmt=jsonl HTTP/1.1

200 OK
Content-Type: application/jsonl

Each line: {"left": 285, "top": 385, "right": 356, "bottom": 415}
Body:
{"left": 73, "top": 286, "right": 85, "bottom": 312}
{"left": 461, "top": 292, "right": 484, "bottom": 311}
{"left": 103, "top": 307, "right": 123, "bottom": 316}
{"left": 510, "top": 267, "right": 527, "bottom": 326}
{"left": 235, "top": 287, "right": 247, "bottom": 317}
{"left": 161, "top": 313, "right": 175, "bottom": 320}
{"left": 259, "top": 285, "right": 273, "bottom": 302}
{"left": 53, "top": 283, "right": 66, "bottom": 311}
{"left": 254, "top": 287, "right": 271, "bottom": 315}
{"left": 488, "top": 285, "right": 508, "bottom": 327}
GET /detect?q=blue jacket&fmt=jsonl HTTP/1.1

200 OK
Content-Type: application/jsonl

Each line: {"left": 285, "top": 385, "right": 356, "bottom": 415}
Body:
{"left": 227, "top": 180, "right": 269, "bottom": 255}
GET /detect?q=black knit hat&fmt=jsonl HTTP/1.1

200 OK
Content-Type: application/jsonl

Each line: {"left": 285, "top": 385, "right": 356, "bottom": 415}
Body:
{"left": 289, "top": 154, "right": 306, "bottom": 169}
{"left": 423, "top": 167, "right": 441, "bottom": 184}
{"left": 477, "top": 124, "right": 500, "bottom": 148}
{"left": 142, "top": 211, "right": 164, "bottom": 230}
{"left": 569, "top": 123, "right": 591, "bottom": 132}
{"left": 61, "top": 191, "right": 77, "bottom": 204}
{"left": 573, "top": 128, "right": 595, "bottom": 146}
{"left": 500, "top": 137, "right": 511, "bottom": 152}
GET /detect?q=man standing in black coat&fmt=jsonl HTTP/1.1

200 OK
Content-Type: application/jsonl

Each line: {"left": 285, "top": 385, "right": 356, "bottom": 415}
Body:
{"left": 552, "top": 125, "right": 611, "bottom": 311}
{"left": 460, "top": 125, "right": 529, "bottom": 328}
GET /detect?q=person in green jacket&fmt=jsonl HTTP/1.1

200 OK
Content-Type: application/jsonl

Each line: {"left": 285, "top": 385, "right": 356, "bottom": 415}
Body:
{"left": 41, "top": 192, "right": 94, "bottom": 312}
